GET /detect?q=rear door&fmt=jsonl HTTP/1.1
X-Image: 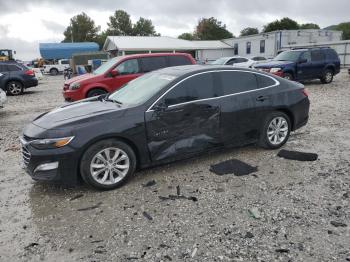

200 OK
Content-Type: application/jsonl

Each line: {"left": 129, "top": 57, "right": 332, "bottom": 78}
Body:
{"left": 311, "top": 50, "right": 326, "bottom": 78}
{"left": 216, "top": 70, "right": 260, "bottom": 145}
{"left": 108, "top": 58, "right": 142, "bottom": 91}
{"left": 145, "top": 72, "right": 222, "bottom": 161}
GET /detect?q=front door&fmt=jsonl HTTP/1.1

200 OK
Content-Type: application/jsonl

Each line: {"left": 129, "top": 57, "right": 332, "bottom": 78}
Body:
{"left": 296, "top": 51, "right": 313, "bottom": 80}
{"left": 145, "top": 72, "right": 222, "bottom": 161}
{"left": 106, "top": 58, "right": 143, "bottom": 92}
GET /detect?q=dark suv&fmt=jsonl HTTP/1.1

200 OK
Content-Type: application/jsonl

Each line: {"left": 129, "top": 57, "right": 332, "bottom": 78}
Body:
{"left": 0, "top": 62, "right": 38, "bottom": 95}
{"left": 254, "top": 47, "right": 340, "bottom": 84}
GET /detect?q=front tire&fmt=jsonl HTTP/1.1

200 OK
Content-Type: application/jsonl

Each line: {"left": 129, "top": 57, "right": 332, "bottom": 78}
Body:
{"left": 258, "top": 112, "right": 291, "bottom": 149}
{"left": 283, "top": 73, "right": 293, "bottom": 81}
{"left": 320, "top": 69, "right": 334, "bottom": 84}
{"left": 80, "top": 139, "right": 136, "bottom": 190}
{"left": 87, "top": 88, "right": 107, "bottom": 98}
{"left": 7, "top": 81, "right": 23, "bottom": 96}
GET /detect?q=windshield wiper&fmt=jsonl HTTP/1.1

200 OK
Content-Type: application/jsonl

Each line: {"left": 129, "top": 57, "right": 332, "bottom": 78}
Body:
{"left": 104, "top": 98, "right": 123, "bottom": 105}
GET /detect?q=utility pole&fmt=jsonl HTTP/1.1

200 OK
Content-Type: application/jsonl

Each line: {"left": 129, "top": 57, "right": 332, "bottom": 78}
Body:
{"left": 70, "top": 22, "right": 74, "bottom": 43}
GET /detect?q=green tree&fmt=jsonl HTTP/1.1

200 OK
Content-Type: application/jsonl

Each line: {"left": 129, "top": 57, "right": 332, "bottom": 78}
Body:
{"left": 95, "top": 31, "right": 108, "bottom": 49}
{"left": 263, "top": 17, "right": 299, "bottom": 32}
{"left": 240, "top": 27, "right": 259, "bottom": 36}
{"left": 107, "top": 10, "right": 133, "bottom": 36}
{"left": 178, "top": 32, "right": 195, "bottom": 40}
{"left": 336, "top": 22, "right": 350, "bottom": 40}
{"left": 195, "top": 17, "right": 233, "bottom": 40}
{"left": 63, "top": 12, "right": 100, "bottom": 43}
{"left": 133, "top": 17, "right": 158, "bottom": 36}
{"left": 300, "top": 23, "right": 320, "bottom": 29}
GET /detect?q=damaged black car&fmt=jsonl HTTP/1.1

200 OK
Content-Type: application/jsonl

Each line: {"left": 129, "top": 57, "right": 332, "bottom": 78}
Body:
{"left": 21, "top": 65, "right": 310, "bottom": 190}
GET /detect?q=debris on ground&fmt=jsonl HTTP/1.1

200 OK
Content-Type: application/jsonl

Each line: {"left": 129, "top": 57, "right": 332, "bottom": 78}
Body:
{"left": 69, "top": 194, "right": 84, "bottom": 201}
{"left": 244, "top": 232, "right": 254, "bottom": 238}
{"left": 275, "top": 248, "right": 290, "bottom": 253}
{"left": 77, "top": 202, "right": 102, "bottom": 211}
{"left": 248, "top": 207, "right": 262, "bottom": 219}
{"left": 191, "top": 247, "right": 198, "bottom": 258}
{"left": 142, "top": 211, "right": 153, "bottom": 221}
{"left": 210, "top": 159, "right": 258, "bottom": 176}
{"left": 277, "top": 150, "right": 318, "bottom": 161}
{"left": 176, "top": 185, "right": 180, "bottom": 196}
{"left": 330, "top": 221, "right": 347, "bottom": 227}
{"left": 142, "top": 180, "right": 157, "bottom": 187}
{"left": 24, "top": 243, "right": 39, "bottom": 250}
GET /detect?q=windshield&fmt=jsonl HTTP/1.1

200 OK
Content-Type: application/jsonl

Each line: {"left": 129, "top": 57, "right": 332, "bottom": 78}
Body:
{"left": 274, "top": 51, "right": 302, "bottom": 62}
{"left": 211, "top": 57, "right": 229, "bottom": 65}
{"left": 108, "top": 72, "right": 177, "bottom": 107}
{"left": 93, "top": 57, "right": 123, "bottom": 75}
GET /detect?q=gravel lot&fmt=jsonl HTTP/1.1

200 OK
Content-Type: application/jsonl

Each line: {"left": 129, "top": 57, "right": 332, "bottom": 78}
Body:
{"left": 0, "top": 71, "right": 349, "bottom": 262}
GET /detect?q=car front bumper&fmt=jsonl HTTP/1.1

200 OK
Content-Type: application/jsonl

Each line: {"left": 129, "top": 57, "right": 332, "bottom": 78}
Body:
{"left": 20, "top": 136, "right": 81, "bottom": 186}
{"left": 63, "top": 89, "right": 84, "bottom": 102}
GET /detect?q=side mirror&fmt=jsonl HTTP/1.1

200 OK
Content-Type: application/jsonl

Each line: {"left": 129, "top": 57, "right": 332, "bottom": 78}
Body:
{"left": 110, "top": 70, "right": 119, "bottom": 77}
{"left": 153, "top": 103, "right": 168, "bottom": 112}
{"left": 299, "top": 58, "right": 307, "bottom": 64}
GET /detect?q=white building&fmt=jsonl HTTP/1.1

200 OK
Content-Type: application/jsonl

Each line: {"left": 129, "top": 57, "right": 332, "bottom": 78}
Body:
{"left": 222, "top": 29, "right": 342, "bottom": 59}
{"left": 103, "top": 30, "right": 343, "bottom": 62}
{"left": 103, "top": 36, "right": 233, "bottom": 62}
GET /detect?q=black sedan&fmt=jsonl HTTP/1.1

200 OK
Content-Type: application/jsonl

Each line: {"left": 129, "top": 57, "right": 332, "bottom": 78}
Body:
{"left": 21, "top": 65, "right": 310, "bottom": 190}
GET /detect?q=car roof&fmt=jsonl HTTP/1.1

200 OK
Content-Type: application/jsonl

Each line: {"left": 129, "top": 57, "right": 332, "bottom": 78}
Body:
{"left": 117, "top": 52, "right": 191, "bottom": 60}
{"left": 155, "top": 65, "right": 259, "bottom": 77}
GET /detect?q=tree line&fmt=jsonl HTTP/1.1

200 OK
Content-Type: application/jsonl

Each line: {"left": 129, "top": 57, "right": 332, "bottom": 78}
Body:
{"left": 62, "top": 11, "right": 350, "bottom": 49}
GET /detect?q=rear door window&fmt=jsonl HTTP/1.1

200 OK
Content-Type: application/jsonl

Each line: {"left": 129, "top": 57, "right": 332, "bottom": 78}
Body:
{"left": 6, "top": 65, "right": 21, "bottom": 71}
{"left": 160, "top": 73, "right": 217, "bottom": 106}
{"left": 168, "top": 56, "right": 192, "bottom": 66}
{"left": 140, "top": 56, "right": 168, "bottom": 73}
{"left": 311, "top": 50, "right": 325, "bottom": 62}
{"left": 115, "top": 59, "right": 140, "bottom": 75}
{"left": 217, "top": 71, "right": 258, "bottom": 95}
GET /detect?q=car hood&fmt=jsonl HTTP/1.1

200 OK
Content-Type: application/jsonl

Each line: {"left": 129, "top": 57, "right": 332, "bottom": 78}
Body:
{"left": 32, "top": 98, "right": 126, "bottom": 130}
{"left": 254, "top": 60, "right": 295, "bottom": 69}
{"left": 64, "top": 73, "right": 97, "bottom": 85}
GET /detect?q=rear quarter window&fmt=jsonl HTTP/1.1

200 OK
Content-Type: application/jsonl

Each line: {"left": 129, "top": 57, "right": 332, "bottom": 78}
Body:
{"left": 218, "top": 71, "right": 258, "bottom": 95}
{"left": 140, "top": 56, "right": 168, "bottom": 72}
{"left": 311, "top": 50, "right": 325, "bottom": 62}
{"left": 168, "top": 56, "right": 192, "bottom": 66}
{"left": 6, "top": 65, "right": 22, "bottom": 71}
{"left": 326, "top": 49, "right": 339, "bottom": 60}
{"left": 256, "top": 74, "right": 277, "bottom": 89}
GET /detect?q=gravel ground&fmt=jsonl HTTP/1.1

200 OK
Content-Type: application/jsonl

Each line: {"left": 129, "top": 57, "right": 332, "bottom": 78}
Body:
{"left": 0, "top": 71, "right": 349, "bottom": 262}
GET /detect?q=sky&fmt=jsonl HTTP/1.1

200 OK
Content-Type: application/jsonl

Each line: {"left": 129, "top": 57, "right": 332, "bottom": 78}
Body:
{"left": 0, "top": 0, "right": 349, "bottom": 60}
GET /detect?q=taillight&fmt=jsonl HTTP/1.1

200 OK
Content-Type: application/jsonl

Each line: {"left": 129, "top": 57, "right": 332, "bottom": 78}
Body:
{"left": 302, "top": 89, "right": 309, "bottom": 97}
{"left": 25, "top": 70, "right": 35, "bottom": 76}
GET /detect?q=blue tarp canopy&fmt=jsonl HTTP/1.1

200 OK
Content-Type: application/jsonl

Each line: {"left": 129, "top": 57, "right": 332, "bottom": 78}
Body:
{"left": 39, "top": 42, "right": 99, "bottom": 60}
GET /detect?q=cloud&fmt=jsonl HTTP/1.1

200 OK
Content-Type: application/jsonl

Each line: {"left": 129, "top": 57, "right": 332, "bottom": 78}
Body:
{"left": 41, "top": 20, "right": 66, "bottom": 34}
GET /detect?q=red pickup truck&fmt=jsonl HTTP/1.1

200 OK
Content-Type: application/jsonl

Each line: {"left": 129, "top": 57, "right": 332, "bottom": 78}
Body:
{"left": 63, "top": 53, "right": 196, "bottom": 101}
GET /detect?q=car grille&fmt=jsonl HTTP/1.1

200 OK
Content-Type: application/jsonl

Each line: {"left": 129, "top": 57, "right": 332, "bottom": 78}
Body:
{"left": 20, "top": 137, "right": 32, "bottom": 167}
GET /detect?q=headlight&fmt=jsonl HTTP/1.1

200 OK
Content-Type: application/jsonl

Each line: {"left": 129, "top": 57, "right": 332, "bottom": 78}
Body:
{"left": 30, "top": 136, "right": 74, "bottom": 150}
{"left": 270, "top": 68, "right": 282, "bottom": 73}
{"left": 69, "top": 82, "right": 80, "bottom": 90}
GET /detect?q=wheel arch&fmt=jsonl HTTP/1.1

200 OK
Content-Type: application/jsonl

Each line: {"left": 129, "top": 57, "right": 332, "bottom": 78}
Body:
{"left": 275, "top": 108, "right": 295, "bottom": 130}
{"left": 85, "top": 86, "right": 109, "bottom": 98}
{"left": 77, "top": 135, "right": 141, "bottom": 176}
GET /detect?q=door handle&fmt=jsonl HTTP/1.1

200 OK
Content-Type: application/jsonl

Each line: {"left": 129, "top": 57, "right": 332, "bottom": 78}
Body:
{"left": 256, "top": 96, "right": 269, "bottom": 102}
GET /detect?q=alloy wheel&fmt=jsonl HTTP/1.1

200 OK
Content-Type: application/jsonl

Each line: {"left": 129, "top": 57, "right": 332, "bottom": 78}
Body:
{"left": 90, "top": 147, "right": 130, "bottom": 185}
{"left": 8, "top": 82, "right": 22, "bottom": 95}
{"left": 267, "top": 116, "right": 289, "bottom": 145}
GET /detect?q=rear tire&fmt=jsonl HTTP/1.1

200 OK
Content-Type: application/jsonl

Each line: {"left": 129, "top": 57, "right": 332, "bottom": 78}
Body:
{"left": 258, "top": 112, "right": 291, "bottom": 149}
{"left": 320, "top": 69, "right": 334, "bottom": 84}
{"left": 50, "top": 68, "right": 59, "bottom": 76}
{"left": 80, "top": 139, "right": 136, "bottom": 190}
{"left": 87, "top": 88, "right": 107, "bottom": 98}
{"left": 6, "top": 81, "right": 23, "bottom": 96}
